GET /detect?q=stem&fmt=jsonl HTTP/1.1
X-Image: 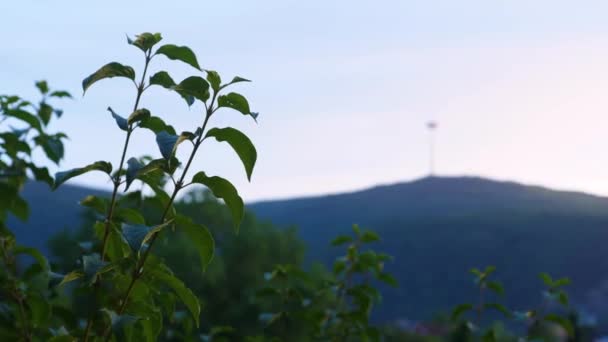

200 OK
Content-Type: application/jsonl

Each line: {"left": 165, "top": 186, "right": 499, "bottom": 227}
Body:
{"left": 83, "top": 50, "right": 152, "bottom": 342}
{"left": 103, "top": 101, "right": 215, "bottom": 341}
{"left": 100, "top": 128, "right": 132, "bottom": 260}
{"left": 13, "top": 292, "right": 31, "bottom": 342}
{"left": 281, "top": 278, "right": 288, "bottom": 341}
{"left": 476, "top": 284, "right": 485, "bottom": 325}
{"left": 3, "top": 244, "right": 31, "bottom": 342}
{"left": 82, "top": 319, "right": 93, "bottom": 342}
{"left": 100, "top": 51, "right": 151, "bottom": 262}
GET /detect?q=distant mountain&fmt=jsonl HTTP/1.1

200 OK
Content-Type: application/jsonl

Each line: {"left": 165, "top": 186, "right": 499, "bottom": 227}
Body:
{"left": 249, "top": 176, "right": 608, "bottom": 324}
{"left": 8, "top": 176, "right": 608, "bottom": 327}
{"left": 7, "top": 182, "right": 109, "bottom": 255}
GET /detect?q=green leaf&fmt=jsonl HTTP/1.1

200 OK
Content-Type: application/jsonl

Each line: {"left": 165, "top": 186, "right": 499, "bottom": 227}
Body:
{"left": 149, "top": 266, "right": 201, "bottom": 327}
{"left": 34, "top": 133, "right": 65, "bottom": 164}
{"left": 553, "top": 277, "right": 571, "bottom": 288}
{"left": 217, "top": 92, "right": 258, "bottom": 120}
{"left": 486, "top": 281, "right": 505, "bottom": 296}
{"left": 108, "top": 107, "right": 128, "bottom": 131}
{"left": 115, "top": 207, "right": 146, "bottom": 225}
{"left": 175, "top": 215, "right": 215, "bottom": 271}
{"left": 139, "top": 117, "right": 176, "bottom": 136}
{"left": 54, "top": 108, "right": 64, "bottom": 118}
{"left": 122, "top": 221, "right": 172, "bottom": 253}
{"left": 139, "top": 116, "right": 176, "bottom": 135}
{"left": 149, "top": 71, "right": 176, "bottom": 88}
{"left": 191, "top": 172, "right": 244, "bottom": 232}
{"left": 333, "top": 260, "right": 346, "bottom": 274}
{"left": 544, "top": 314, "right": 574, "bottom": 336}
{"left": 129, "top": 301, "right": 162, "bottom": 342}
{"left": 484, "top": 265, "right": 496, "bottom": 275}
{"left": 156, "top": 131, "right": 194, "bottom": 160}
{"left": 102, "top": 309, "right": 140, "bottom": 341}
{"left": 128, "top": 108, "right": 151, "bottom": 125}
{"left": 82, "top": 62, "right": 135, "bottom": 93}
{"left": 5, "top": 108, "right": 42, "bottom": 132}
{"left": 210, "top": 326, "right": 236, "bottom": 338}
{"left": 155, "top": 44, "right": 200, "bottom": 70}
{"left": 38, "top": 102, "right": 53, "bottom": 125}
{"left": 94, "top": 221, "right": 129, "bottom": 261}
{"left": 0, "top": 133, "right": 30, "bottom": 158}
{"left": 28, "top": 293, "right": 51, "bottom": 327}
{"left": 377, "top": 272, "right": 398, "bottom": 287}
{"left": 27, "top": 164, "right": 53, "bottom": 187}
{"left": 352, "top": 224, "right": 361, "bottom": 236}
{"left": 130, "top": 158, "right": 176, "bottom": 186}
{"left": 451, "top": 303, "right": 474, "bottom": 321}
{"left": 206, "top": 70, "right": 221, "bottom": 92}
{"left": 53, "top": 161, "right": 112, "bottom": 190}
{"left": 14, "top": 246, "right": 48, "bottom": 270}
{"left": 265, "top": 311, "right": 288, "bottom": 327}
{"left": 482, "top": 330, "right": 497, "bottom": 342}
{"left": 331, "top": 235, "right": 353, "bottom": 246}
{"left": 9, "top": 195, "right": 29, "bottom": 221}
{"left": 205, "top": 127, "right": 257, "bottom": 181}
{"left": 57, "top": 270, "right": 83, "bottom": 287}
{"left": 82, "top": 254, "right": 110, "bottom": 285}
{"left": 35, "top": 80, "right": 49, "bottom": 94}
{"left": 360, "top": 231, "right": 380, "bottom": 243}
{"left": 1, "top": 132, "right": 31, "bottom": 157}
{"left": 49, "top": 326, "right": 70, "bottom": 337}
{"left": 127, "top": 32, "right": 162, "bottom": 52}
{"left": 49, "top": 90, "right": 72, "bottom": 98}
{"left": 173, "top": 76, "right": 209, "bottom": 103}
{"left": 125, "top": 157, "right": 143, "bottom": 191}
{"left": 366, "top": 327, "right": 381, "bottom": 342}
{"left": 146, "top": 186, "right": 177, "bottom": 220}
{"left": 539, "top": 272, "right": 553, "bottom": 287}
{"left": 484, "top": 303, "right": 511, "bottom": 318}
{"left": 220, "top": 76, "right": 251, "bottom": 90}
{"left": 557, "top": 290, "right": 569, "bottom": 306}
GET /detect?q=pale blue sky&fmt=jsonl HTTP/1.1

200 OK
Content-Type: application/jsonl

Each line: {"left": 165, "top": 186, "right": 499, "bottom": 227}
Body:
{"left": 3, "top": 1, "right": 608, "bottom": 201}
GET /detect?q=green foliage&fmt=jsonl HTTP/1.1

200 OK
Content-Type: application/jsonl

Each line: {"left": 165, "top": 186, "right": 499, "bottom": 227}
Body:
{"left": 49, "top": 190, "right": 309, "bottom": 339}
{"left": 127, "top": 32, "right": 163, "bottom": 53}
{"left": 82, "top": 62, "right": 136, "bottom": 93}
{"left": 0, "top": 83, "right": 69, "bottom": 218}
{"left": 0, "top": 82, "right": 72, "bottom": 341}
{"left": 173, "top": 214, "right": 215, "bottom": 271}
{"left": 155, "top": 130, "right": 194, "bottom": 160}
{"left": 250, "top": 225, "right": 397, "bottom": 341}
{"left": 217, "top": 92, "right": 258, "bottom": 120}
{"left": 449, "top": 267, "right": 589, "bottom": 342}
{"left": 53, "top": 161, "right": 112, "bottom": 190}
{"left": 46, "top": 32, "right": 259, "bottom": 341}
{"left": 155, "top": 44, "right": 201, "bottom": 70}
{"left": 191, "top": 172, "right": 244, "bottom": 232}
{"left": 173, "top": 76, "right": 210, "bottom": 104}
{"left": 205, "top": 127, "right": 257, "bottom": 180}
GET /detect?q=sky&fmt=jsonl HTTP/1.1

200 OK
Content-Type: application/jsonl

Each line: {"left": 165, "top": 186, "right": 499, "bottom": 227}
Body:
{"left": 3, "top": 1, "right": 608, "bottom": 201}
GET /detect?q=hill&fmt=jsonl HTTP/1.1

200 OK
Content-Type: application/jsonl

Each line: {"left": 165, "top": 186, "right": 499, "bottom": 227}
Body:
{"left": 6, "top": 182, "right": 109, "bottom": 255}
{"left": 249, "top": 176, "right": 608, "bottom": 324}
{"left": 8, "top": 176, "right": 608, "bottom": 327}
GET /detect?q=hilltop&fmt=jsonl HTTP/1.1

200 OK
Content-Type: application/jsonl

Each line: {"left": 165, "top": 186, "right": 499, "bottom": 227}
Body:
{"left": 250, "top": 176, "right": 608, "bottom": 323}
{"left": 8, "top": 176, "right": 608, "bottom": 326}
